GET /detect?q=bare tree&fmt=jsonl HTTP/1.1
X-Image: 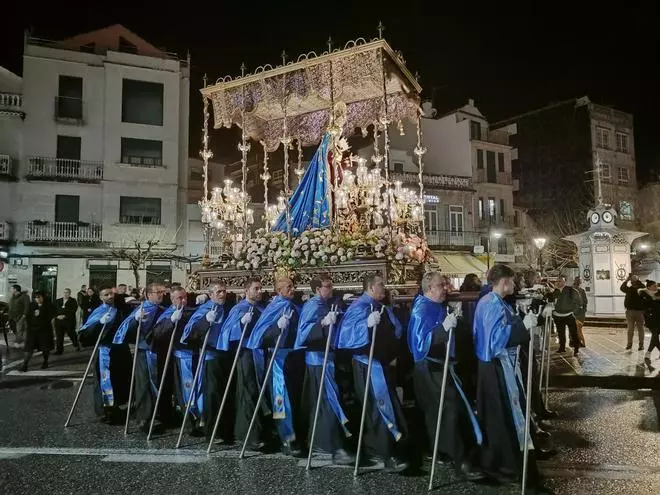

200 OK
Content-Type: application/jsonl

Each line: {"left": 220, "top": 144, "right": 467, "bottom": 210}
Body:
{"left": 109, "top": 224, "right": 182, "bottom": 288}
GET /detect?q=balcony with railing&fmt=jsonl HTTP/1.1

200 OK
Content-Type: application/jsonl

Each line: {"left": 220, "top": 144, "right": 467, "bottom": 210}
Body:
{"left": 54, "top": 96, "right": 84, "bottom": 123}
{"left": 390, "top": 171, "right": 473, "bottom": 191}
{"left": 426, "top": 230, "right": 481, "bottom": 250}
{"left": 475, "top": 215, "right": 517, "bottom": 230}
{"left": 472, "top": 129, "right": 510, "bottom": 146}
{"left": 0, "top": 93, "right": 23, "bottom": 116}
{"left": 27, "top": 157, "right": 103, "bottom": 183}
{"left": 0, "top": 154, "right": 17, "bottom": 180}
{"left": 0, "top": 221, "right": 11, "bottom": 242}
{"left": 121, "top": 155, "right": 163, "bottom": 168}
{"left": 119, "top": 216, "right": 162, "bottom": 226}
{"left": 474, "top": 169, "right": 512, "bottom": 185}
{"left": 24, "top": 221, "right": 103, "bottom": 244}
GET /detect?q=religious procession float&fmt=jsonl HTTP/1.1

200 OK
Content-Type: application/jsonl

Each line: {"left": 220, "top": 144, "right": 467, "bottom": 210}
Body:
{"left": 190, "top": 31, "right": 434, "bottom": 294}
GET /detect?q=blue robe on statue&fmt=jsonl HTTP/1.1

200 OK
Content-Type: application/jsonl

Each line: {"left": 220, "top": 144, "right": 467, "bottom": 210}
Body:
{"left": 337, "top": 293, "right": 404, "bottom": 443}
{"left": 272, "top": 132, "right": 332, "bottom": 234}
{"left": 246, "top": 295, "right": 300, "bottom": 443}
{"left": 295, "top": 296, "right": 350, "bottom": 441}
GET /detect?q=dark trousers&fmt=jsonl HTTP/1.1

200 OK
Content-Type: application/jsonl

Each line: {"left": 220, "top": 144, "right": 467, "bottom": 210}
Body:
{"left": 648, "top": 328, "right": 660, "bottom": 353}
{"left": 553, "top": 315, "right": 579, "bottom": 352}
{"left": 54, "top": 319, "right": 79, "bottom": 353}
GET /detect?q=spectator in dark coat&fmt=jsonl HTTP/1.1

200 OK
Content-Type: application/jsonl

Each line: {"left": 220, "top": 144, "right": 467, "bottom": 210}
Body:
{"left": 21, "top": 291, "right": 56, "bottom": 371}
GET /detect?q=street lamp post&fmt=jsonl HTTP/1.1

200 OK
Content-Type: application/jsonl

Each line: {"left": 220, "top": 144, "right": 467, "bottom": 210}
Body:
{"left": 533, "top": 237, "right": 547, "bottom": 274}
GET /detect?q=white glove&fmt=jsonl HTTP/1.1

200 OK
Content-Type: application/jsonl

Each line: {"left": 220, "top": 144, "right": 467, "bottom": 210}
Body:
{"left": 542, "top": 304, "right": 554, "bottom": 318}
{"left": 134, "top": 309, "right": 146, "bottom": 322}
{"left": 170, "top": 308, "right": 183, "bottom": 323}
{"left": 240, "top": 311, "right": 253, "bottom": 326}
{"left": 124, "top": 296, "right": 136, "bottom": 303}
{"left": 277, "top": 313, "right": 290, "bottom": 330}
{"left": 321, "top": 311, "right": 337, "bottom": 327}
{"left": 442, "top": 313, "right": 458, "bottom": 331}
{"left": 100, "top": 311, "right": 112, "bottom": 324}
{"left": 343, "top": 293, "right": 353, "bottom": 301}
{"left": 367, "top": 310, "right": 381, "bottom": 328}
{"left": 196, "top": 294, "right": 208, "bottom": 305}
{"left": 523, "top": 311, "right": 537, "bottom": 330}
{"left": 205, "top": 310, "right": 217, "bottom": 323}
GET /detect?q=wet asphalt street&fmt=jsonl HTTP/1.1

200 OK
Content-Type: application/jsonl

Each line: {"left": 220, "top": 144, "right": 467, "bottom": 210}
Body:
{"left": 0, "top": 337, "right": 659, "bottom": 495}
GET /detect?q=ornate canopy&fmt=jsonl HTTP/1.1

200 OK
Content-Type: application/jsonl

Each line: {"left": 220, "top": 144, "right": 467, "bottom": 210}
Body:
{"left": 201, "top": 38, "right": 422, "bottom": 152}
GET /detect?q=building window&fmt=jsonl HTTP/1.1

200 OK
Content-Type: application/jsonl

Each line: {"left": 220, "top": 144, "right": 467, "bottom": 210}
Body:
{"left": 393, "top": 162, "right": 404, "bottom": 173}
{"left": 56, "top": 76, "right": 83, "bottom": 120}
{"left": 596, "top": 127, "right": 610, "bottom": 149}
{"left": 55, "top": 195, "right": 80, "bottom": 223}
{"left": 488, "top": 197, "right": 496, "bottom": 219}
{"left": 486, "top": 151, "right": 496, "bottom": 182}
{"left": 122, "top": 79, "right": 164, "bottom": 126}
{"left": 619, "top": 200, "right": 633, "bottom": 220}
{"left": 499, "top": 198, "right": 505, "bottom": 219}
{"left": 121, "top": 138, "right": 163, "bottom": 167}
{"left": 599, "top": 162, "right": 611, "bottom": 182}
{"left": 476, "top": 149, "right": 484, "bottom": 169}
{"left": 56, "top": 135, "right": 81, "bottom": 160}
{"left": 470, "top": 120, "right": 482, "bottom": 140}
{"left": 190, "top": 168, "right": 203, "bottom": 181}
{"left": 497, "top": 152, "right": 505, "bottom": 172}
{"left": 449, "top": 205, "right": 464, "bottom": 233}
{"left": 478, "top": 197, "right": 484, "bottom": 219}
{"left": 616, "top": 132, "right": 629, "bottom": 153}
{"left": 618, "top": 167, "right": 629, "bottom": 185}
{"left": 119, "top": 197, "right": 161, "bottom": 225}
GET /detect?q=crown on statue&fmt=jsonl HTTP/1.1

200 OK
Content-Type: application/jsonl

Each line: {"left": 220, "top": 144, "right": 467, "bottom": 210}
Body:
{"left": 273, "top": 266, "right": 296, "bottom": 284}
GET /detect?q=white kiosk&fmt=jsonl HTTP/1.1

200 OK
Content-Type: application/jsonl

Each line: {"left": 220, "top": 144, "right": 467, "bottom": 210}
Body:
{"left": 565, "top": 200, "right": 645, "bottom": 316}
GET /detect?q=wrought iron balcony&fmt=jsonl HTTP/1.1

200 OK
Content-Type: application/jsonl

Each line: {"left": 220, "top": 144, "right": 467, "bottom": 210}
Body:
{"left": 27, "top": 157, "right": 103, "bottom": 183}
{"left": 0, "top": 154, "right": 17, "bottom": 180}
{"left": 475, "top": 215, "right": 517, "bottom": 230}
{"left": 0, "top": 221, "right": 11, "bottom": 242}
{"left": 54, "top": 96, "right": 84, "bottom": 123}
{"left": 390, "top": 171, "right": 473, "bottom": 191}
{"left": 426, "top": 230, "right": 481, "bottom": 250}
{"left": 119, "top": 216, "right": 161, "bottom": 225}
{"left": 474, "top": 169, "right": 513, "bottom": 185}
{"left": 24, "top": 221, "right": 103, "bottom": 244}
{"left": 0, "top": 93, "right": 23, "bottom": 116}
{"left": 121, "top": 155, "right": 163, "bottom": 167}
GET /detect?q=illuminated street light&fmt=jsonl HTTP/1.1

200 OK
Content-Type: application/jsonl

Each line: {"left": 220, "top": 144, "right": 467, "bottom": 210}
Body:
{"left": 533, "top": 237, "right": 547, "bottom": 250}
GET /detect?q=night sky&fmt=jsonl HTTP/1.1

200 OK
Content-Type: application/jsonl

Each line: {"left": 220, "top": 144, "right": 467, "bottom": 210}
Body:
{"left": 2, "top": 1, "right": 658, "bottom": 179}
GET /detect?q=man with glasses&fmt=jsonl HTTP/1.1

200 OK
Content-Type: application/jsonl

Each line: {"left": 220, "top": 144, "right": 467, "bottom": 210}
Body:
{"left": 295, "top": 274, "right": 352, "bottom": 465}
{"left": 112, "top": 283, "right": 165, "bottom": 431}
{"left": 78, "top": 287, "right": 133, "bottom": 423}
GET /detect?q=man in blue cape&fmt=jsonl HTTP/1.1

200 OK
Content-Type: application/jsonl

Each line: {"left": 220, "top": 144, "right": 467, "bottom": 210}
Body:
{"left": 408, "top": 271, "right": 484, "bottom": 480}
{"left": 473, "top": 263, "right": 539, "bottom": 485}
{"left": 77, "top": 287, "right": 132, "bottom": 424}
{"left": 294, "top": 274, "right": 352, "bottom": 465}
{"left": 148, "top": 287, "right": 194, "bottom": 429}
{"left": 208, "top": 277, "right": 263, "bottom": 444}
{"left": 112, "top": 283, "right": 165, "bottom": 431}
{"left": 179, "top": 282, "right": 231, "bottom": 438}
{"left": 245, "top": 277, "right": 301, "bottom": 455}
{"left": 336, "top": 274, "right": 408, "bottom": 472}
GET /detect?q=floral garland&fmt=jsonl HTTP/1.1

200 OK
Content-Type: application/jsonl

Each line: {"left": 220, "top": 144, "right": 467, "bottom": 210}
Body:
{"left": 218, "top": 227, "right": 433, "bottom": 270}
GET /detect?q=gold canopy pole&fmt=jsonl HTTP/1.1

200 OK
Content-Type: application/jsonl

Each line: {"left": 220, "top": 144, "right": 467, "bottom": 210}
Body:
{"left": 260, "top": 142, "right": 270, "bottom": 226}
{"left": 200, "top": 74, "right": 213, "bottom": 265}
{"left": 280, "top": 51, "right": 292, "bottom": 239}
{"left": 415, "top": 110, "right": 428, "bottom": 238}
{"left": 238, "top": 63, "right": 250, "bottom": 244}
{"left": 379, "top": 48, "right": 393, "bottom": 236}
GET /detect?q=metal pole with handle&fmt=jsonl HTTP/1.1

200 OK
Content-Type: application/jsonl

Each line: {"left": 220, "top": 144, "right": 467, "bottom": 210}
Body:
{"left": 306, "top": 304, "right": 337, "bottom": 470}
{"left": 207, "top": 307, "right": 254, "bottom": 453}
{"left": 521, "top": 312, "right": 536, "bottom": 495}
{"left": 147, "top": 304, "right": 183, "bottom": 441}
{"left": 124, "top": 304, "right": 145, "bottom": 436}
{"left": 64, "top": 322, "right": 107, "bottom": 427}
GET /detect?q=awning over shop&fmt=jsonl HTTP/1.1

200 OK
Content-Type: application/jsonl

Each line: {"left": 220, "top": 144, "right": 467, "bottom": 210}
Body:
{"left": 431, "top": 252, "right": 488, "bottom": 279}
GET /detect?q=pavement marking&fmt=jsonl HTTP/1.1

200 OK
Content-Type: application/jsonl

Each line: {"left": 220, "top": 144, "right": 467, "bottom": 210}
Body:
{"left": 102, "top": 454, "right": 209, "bottom": 464}
{"left": 0, "top": 453, "right": 28, "bottom": 460}
{"left": 5, "top": 370, "right": 81, "bottom": 377}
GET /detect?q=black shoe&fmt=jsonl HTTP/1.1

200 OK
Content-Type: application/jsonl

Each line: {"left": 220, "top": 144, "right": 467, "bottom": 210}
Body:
{"left": 189, "top": 427, "right": 205, "bottom": 437}
{"left": 458, "top": 461, "right": 486, "bottom": 481}
{"left": 638, "top": 346, "right": 644, "bottom": 351}
{"left": 332, "top": 449, "right": 354, "bottom": 466}
{"left": 625, "top": 345, "right": 632, "bottom": 350}
{"left": 53, "top": 350, "right": 63, "bottom": 356}
{"left": 383, "top": 456, "right": 409, "bottom": 473}
{"left": 280, "top": 441, "right": 304, "bottom": 457}
{"left": 556, "top": 348, "right": 565, "bottom": 353}
{"left": 41, "top": 361, "right": 49, "bottom": 369}
{"left": 573, "top": 349, "right": 579, "bottom": 356}
{"left": 19, "top": 363, "right": 28, "bottom": 372}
